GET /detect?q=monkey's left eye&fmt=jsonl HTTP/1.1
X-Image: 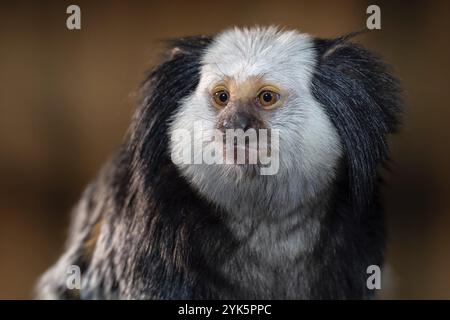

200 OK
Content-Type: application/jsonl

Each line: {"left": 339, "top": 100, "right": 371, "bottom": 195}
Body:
{"left": 212, "top": 87, "right": 230, "bottom": 108}
{"left": 257, "top": 88, "right": 281, "bottom": 109}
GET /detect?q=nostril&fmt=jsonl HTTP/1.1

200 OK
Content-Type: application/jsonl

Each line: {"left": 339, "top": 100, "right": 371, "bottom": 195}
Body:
{"left": 222, "top": 113, "right": 253, "bottom": 131}
{"left": 237, "top": 116, "right": 251, "bottom": 131}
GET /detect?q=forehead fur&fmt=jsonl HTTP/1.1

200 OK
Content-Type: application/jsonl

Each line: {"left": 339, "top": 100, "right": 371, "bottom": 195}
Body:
{"left": 201, "top": 27, "right": 316, "bottom": 88}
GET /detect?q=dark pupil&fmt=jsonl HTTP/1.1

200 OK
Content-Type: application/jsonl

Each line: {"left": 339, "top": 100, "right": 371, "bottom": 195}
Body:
{"left": 219, "top": 92, "right": 228, "bottom": 103}
{"left": 262, "top": 92, "right": 272, "bottom": 103}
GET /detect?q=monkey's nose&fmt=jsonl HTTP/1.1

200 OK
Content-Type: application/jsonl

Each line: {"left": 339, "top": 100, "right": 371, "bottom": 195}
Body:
{"left": 223, "top": 113, "right": 252, "bottom": 131}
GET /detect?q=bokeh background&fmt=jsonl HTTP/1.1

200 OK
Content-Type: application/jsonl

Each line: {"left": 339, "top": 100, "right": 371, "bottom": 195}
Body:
{"left": 1, "top": 0, "right": 449, "bottom": 299}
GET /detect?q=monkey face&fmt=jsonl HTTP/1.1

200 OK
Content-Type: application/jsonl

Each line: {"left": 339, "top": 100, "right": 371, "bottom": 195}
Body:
{"left": 208, "top": 78, "right": 281, "bottom": 164}
{"left": 169, "top": 27, "right": 343, "bottom": 213}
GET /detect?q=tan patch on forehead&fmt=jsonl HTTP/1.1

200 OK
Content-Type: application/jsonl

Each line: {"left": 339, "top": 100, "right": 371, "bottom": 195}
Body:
{"left": 223, "top": 76, "right": 266, "bottom": 101}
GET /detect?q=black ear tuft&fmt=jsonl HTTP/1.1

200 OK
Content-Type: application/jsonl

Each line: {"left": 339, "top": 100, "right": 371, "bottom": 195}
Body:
{"left": 311, "top": 36, "right": 403, "bottom": 212}
{"left": 127, "top": 36, "right": 212, "bottom": 183}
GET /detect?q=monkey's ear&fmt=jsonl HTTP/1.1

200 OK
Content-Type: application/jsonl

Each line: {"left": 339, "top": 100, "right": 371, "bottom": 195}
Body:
{"left": 137, "top": 35, "right": 213, "bottom": 96}
{"left": 311, "top": 35, "right": 403, "bottom": 212}
{"left": 164, "top": 35, "right": 213, "bottom": 60}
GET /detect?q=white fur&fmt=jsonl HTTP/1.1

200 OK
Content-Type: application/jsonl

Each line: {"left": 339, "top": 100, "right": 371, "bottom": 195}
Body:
{"left": 169, "top": 26, "right": 342, "bottom": 217}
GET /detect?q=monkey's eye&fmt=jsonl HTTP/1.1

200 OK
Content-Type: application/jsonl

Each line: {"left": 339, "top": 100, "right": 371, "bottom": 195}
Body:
{"left": 212, "top": 87, "right": 230, "bottom": 108}
{"left": 257, "top": 88, "right": 281, "bottom": 109}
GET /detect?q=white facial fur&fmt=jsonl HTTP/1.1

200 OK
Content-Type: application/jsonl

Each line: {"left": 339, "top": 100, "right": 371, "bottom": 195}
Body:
{"left": 169, "top": 27, "right": 342, "bottom": 216}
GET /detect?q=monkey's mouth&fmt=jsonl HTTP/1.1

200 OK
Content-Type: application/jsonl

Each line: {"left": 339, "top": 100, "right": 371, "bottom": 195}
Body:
{"left": 222, "top": 141, "right": 271, "bottom": 166}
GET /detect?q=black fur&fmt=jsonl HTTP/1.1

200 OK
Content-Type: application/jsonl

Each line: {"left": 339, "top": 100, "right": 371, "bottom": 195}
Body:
{"left": 308, "top": 36, "right": 402, "bottom": 298}
{"left": 36, "top": 34, "right": 402, "bottom": 299}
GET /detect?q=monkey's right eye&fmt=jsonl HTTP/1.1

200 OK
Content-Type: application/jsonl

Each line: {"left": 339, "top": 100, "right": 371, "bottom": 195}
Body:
{"left": 212, "top": 89, "right": 230, "bottom": 108}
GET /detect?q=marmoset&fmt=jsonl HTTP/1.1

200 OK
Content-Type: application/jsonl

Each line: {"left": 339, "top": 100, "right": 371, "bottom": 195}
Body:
{"left": 37, "top": 26, "right": 402, "bottom": 299}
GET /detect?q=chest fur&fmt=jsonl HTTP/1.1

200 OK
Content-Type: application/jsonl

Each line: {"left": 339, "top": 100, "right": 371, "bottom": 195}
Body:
{"left": 218, "top": 204, "right": 324, "bottom": 299}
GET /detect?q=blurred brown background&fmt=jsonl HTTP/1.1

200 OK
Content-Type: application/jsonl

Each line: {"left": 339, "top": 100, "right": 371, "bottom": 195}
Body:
{"left": 1, "top": 0, "right": 449, "bottom": 299}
